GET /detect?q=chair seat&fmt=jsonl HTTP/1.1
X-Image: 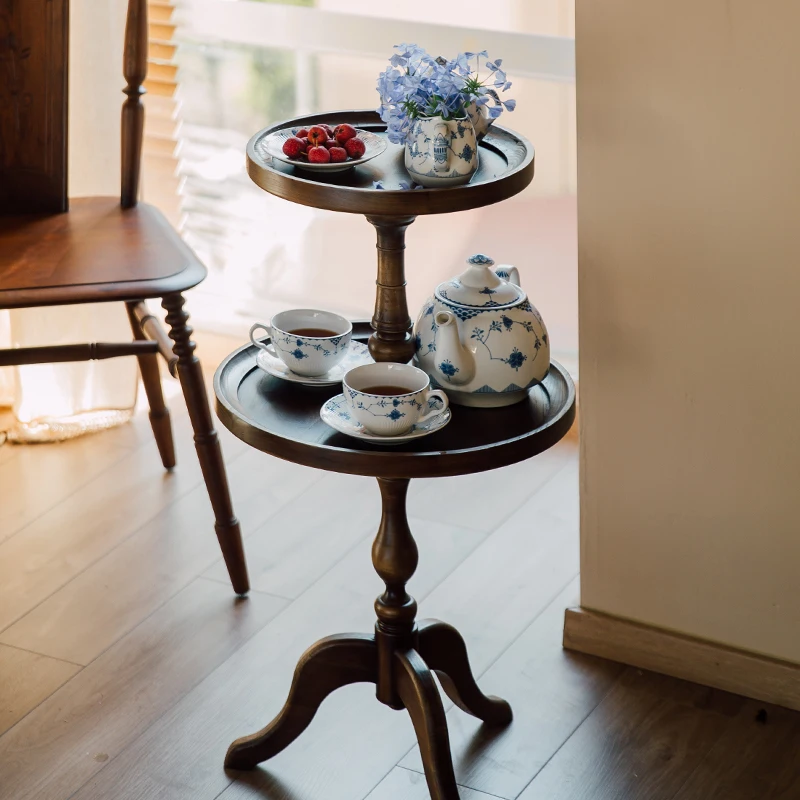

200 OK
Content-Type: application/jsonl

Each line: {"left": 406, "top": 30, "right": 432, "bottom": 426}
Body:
{"left": 0, "top": 197, "right": 206, "bottom": 309}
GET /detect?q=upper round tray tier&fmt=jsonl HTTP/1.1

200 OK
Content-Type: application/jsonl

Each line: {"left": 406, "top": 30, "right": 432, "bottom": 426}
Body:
{"left": 214, "top": 323, "right": 574, "bottom": 480}
{"left": 246, "top": 110, "right": 534, "bottom": 216}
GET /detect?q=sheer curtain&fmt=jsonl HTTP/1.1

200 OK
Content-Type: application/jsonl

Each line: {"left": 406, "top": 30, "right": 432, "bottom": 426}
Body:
{"left": 1, "top": 0, "right": 139, "bottom": 443}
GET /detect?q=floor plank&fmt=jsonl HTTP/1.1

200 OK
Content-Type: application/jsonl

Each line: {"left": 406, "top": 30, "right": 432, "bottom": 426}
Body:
{"left": 0, "top": 414, "right": 206, "bottom": 632}
{"left": 365, "top": 766, "right": 501, "bottom": 800}
{"left": 0, "top": 438, "right": 18, "bottom": 467}
{"left": 670, "top": 700, "right": 800, "bottom": 800}
{"left": 204, "top": 472, "right": 381, "bottom": 598}
{"left": 0, "top": 578, "right": 286, "bottom": 800}
{"left": 68, "top": 518, "right": 486, "bottom": 800}
{"left": 516, "top": 669, "right": 741, "bottom": 800}
{"left": 398, "top": 579, "right": 624, "bottom": 799}
{"left": 407, "top": 440, "right": 573, "bottom": 533}
{"left": 0, "top": 447, "right": 316, "bottom": 664}
{"left": 0, "top": 436, "right": 132, "bottom": 544}
{"left": 405, "top": 458, "right": 580, "bottom": 678}
{"left": 0, "top": 644, "right": 80, "bottom": 737}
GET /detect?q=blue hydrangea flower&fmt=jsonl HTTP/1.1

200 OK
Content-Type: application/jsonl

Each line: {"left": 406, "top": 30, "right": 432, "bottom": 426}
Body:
{"left": 377, "top": 44, "right": 514, "bottom": 144}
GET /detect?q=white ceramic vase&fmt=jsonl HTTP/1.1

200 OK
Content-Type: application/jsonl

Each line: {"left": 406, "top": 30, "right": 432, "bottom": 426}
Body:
{"left": 404, "top": 115, "right": 478, "bottom": 188}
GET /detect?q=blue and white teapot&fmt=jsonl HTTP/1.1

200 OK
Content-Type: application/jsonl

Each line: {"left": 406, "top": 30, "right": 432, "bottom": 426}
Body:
{"left": 413, "top": 254, "right": 550, "bottom": 407}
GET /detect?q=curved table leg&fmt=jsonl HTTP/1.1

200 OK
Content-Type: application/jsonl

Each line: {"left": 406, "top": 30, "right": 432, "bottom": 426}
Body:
{"left": 395, "top": 648, "right": 460, "bottom": 800}
{"left": 225, "top": 633, "right": 377, "bottom": 770}
{"left": 417, "top": 619, "right": 512, "bottom": 725}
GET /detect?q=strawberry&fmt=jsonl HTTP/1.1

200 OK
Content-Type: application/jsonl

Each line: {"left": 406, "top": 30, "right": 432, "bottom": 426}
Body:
{"left": 282, "top": 136, "right": 307, "bottom": 159}
{"left": 345, "top": 137, "right": 366, "bottom": 159}
{"left": 307, "top": 145, "right": 331, "bottom": 163}
{"left": 307, "top": 126, "right": 328, "bottom": 147}
{"left": 329, "top": 146, "right": 348, "bottom": 163}
{"left": 334, "top": 124, "right": 357, "bottom": 145}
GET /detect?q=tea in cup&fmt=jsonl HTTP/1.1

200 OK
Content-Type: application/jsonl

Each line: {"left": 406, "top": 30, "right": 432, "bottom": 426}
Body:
{"left": 250, "top": 309, "right": 352, "bottom": 377}
{"left": 342, "top": 362, "right": 449, "bottom": 436}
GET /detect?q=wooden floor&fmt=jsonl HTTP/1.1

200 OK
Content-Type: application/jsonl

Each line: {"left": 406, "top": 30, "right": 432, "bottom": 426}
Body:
{"left": 0, "top": 336, "right": 798, "bottom": 800}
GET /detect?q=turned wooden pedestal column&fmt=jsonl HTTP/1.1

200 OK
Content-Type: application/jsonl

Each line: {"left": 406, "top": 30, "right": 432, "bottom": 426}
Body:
{"left": 366, "top": 215, "right": 417, "bottom": 365}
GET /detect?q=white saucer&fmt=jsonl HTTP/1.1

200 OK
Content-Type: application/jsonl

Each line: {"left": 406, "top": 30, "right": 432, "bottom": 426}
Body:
{"left": 256, "top": 340, "right": 373, "bottom": 386}
{"left": 320, "top": 394, "right": 452, "bottom": 445}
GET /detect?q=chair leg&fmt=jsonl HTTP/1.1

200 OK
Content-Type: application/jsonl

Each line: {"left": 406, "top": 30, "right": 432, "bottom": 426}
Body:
{"left": 126, "top": 301, "right": 176, "bottom": 469}
{"left": 162, "top": 292, "right": 250, "bottom": 595}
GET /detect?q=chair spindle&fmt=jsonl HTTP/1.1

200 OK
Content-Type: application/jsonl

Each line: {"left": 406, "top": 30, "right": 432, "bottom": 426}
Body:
{"left": 121, "top": 0, "right": 148, "bottom": 208}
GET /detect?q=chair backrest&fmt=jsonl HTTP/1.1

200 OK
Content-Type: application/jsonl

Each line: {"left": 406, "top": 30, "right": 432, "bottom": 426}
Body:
{"left": 0, "top": 0, "right": 148, "bottom": 215}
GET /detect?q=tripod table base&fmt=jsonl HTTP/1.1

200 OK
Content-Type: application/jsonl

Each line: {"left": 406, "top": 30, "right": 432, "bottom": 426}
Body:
{"left": 225, "top": 621, "right": 511, "bottom": 800}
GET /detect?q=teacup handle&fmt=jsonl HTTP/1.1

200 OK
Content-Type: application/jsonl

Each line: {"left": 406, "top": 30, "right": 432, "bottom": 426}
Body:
{"left": 418, "top": 389, "right": 449, "bottom": 423}
{"left": 249, "top": 323, "right": 278, "bottom": 358}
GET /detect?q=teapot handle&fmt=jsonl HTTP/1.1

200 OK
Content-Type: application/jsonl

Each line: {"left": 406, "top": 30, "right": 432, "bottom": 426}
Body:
{"left": 494, "top": 264, "right": 520, "bottom": 287}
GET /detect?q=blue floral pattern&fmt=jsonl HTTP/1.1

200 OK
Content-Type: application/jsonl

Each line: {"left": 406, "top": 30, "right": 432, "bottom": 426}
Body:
{"left": 350, "top": 391, "right": 423, "bottom": 420}
{"left": 438, "top": 360, "right": 459, "bottom": 380}
{"left": 504, "top": 348, "right": 527, "bottom": 370}
{"left": 467, "top": 316, "right": 541, "bottom": 371}
{"left": 271, "top": 328, "right": 349, "bottom": 362}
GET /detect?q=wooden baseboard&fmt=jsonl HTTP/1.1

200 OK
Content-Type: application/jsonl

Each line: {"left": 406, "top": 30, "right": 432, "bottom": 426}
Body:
{"left": 563, "top": 606, "right": 800, "bottom": 712}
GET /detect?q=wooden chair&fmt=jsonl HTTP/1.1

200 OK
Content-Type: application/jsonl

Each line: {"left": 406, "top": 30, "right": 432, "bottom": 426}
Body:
{"left": 0, "top": 1, "right": 249, "bottom": 593}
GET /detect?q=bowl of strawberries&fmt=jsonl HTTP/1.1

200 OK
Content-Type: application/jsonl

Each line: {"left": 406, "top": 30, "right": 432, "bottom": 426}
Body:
{"left": 264, "top": 123, "right": 387, "bottom": 173}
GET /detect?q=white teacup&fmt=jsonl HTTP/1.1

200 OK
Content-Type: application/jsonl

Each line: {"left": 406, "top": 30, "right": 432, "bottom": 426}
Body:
{"left": 343, "top": 362, "right": 449, "bottom": 436}
{"left": 250, "top": 309, "right": 352, "bottom": 377}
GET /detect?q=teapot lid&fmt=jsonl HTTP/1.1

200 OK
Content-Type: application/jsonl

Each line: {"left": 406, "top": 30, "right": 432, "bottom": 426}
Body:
{"left": 435, "top": 254, "right": 525, "bottom": 308}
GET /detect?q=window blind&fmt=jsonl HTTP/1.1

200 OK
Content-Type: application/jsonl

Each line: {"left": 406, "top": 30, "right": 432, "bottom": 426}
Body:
{"left": 142, "top": 0, "right": 184, "bottom": 229}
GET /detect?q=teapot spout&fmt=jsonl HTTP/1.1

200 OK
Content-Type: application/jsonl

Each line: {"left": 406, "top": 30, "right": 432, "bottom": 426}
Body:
{"left": 433, "top": 311, "right": 475, "bottom": 386}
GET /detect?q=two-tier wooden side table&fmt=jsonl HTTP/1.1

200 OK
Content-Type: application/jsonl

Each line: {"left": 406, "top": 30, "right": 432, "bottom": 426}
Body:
{"left": 214, "top": 111, "right": 574, "bottom": 799}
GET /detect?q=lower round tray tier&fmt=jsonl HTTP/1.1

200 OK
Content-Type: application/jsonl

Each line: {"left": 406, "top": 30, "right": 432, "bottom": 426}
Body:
{"left": 246, "top": 110, "right": 534, "bottom": 216}
{"left": 214, "top": 323, "right": 575, "bottom": 479}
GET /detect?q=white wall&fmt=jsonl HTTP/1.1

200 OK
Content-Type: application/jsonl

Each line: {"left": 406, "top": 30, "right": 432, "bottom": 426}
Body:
{"left": 577, "top": 0, "right": 800, "bottom": 663}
